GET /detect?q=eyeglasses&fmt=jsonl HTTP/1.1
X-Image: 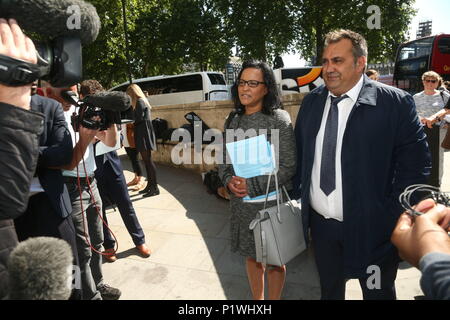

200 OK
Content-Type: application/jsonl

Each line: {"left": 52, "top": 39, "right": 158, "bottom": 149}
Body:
{"left": 238, "top": 79, "right": 265, "bottom": 88}
{"left": 424, "top": 79, "right": 437, "bottom": 83}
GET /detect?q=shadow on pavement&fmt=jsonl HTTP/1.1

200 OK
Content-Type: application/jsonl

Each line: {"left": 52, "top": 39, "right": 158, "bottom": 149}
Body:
{"left": 113, "top": 153, "right": 321, "bottom": 299}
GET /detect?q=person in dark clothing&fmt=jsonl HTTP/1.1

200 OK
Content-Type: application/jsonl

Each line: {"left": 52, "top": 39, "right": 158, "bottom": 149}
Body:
{"left": 95, "top": 150, "right": 151, "bottom": 261}
{"left": 292, "top": 29, "right": 430, "bottom": 300}
{"left": 126, "top": 84, "right": 160, "bottom": 197}
{"left": 14, "top": 94, "right": 77, "bottom": 259}
{"left": 0, "top": 18, "right": 45, "bottom": 299}
{"left": 13, "top": 94, "right": 80, "bottom": 299}
{"left": 79, "top": 80, "right": 151, "bottom": 262}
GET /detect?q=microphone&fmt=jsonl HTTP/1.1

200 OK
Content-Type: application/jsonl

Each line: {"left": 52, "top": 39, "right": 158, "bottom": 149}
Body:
{"left": 7, "top": 237, "right": 73, "bottom": 300}
{"left": 82, "top": 91, "right": 132, "bottom": 112}
{"left": 0, "top": 0, "right": 101, "bottom": 45}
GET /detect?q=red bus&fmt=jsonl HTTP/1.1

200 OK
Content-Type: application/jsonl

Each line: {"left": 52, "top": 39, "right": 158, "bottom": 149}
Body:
{"left": 393, "top": 34, "right": 450, "bottom": 94}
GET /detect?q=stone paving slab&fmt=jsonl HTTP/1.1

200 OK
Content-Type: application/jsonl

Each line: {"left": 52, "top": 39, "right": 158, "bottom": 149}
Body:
{"left": 101, "top": 149, "right": 450, "bottom": 300}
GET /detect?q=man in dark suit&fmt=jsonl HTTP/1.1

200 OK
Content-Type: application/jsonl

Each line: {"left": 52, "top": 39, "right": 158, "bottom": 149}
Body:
{"left": 292, "top": 29, "right": 431, "bottom": 300}
{"left": 14, "top": 93, "right": 77, "bottom": 256}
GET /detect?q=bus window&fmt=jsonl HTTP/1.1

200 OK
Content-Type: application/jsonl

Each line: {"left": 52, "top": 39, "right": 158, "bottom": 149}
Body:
{"left": 398, "top": 37, "right": 433, "bottom": 61}
{"left": 438, "top": 37, "right": 450, "bottom": 54}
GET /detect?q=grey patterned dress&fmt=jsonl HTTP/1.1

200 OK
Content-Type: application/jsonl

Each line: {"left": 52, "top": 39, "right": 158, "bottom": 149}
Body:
{"left": 218, "top": 109, "right": 297, "bottom": 258}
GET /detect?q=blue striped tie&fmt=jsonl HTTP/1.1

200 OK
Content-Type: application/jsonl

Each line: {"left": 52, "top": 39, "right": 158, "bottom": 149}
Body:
{"left": 320, "top": 95, "right": 347, "bottom": 196}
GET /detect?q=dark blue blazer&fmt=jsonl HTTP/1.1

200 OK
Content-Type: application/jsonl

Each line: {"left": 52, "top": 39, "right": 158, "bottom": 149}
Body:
{"left": 94, "top": 149, "right": 123, "bottom": 178}
{"left": 31, "top": 95, "right": 73, "bottom": 218}
{"left": 293, "top": 75, "right": 431, "bottom": 277}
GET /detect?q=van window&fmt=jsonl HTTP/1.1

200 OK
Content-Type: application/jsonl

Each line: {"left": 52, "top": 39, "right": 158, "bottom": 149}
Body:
{"left": 140, "top": 79, "right": 171, "bottom": 95}
{"left": 176, "top": 75, "right": 203, "bottom": 92}
{"left": 207, "top": 73, "right": 226, "bottom": 85}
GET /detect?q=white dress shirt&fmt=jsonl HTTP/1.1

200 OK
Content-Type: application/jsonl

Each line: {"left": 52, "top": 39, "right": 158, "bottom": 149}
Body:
{"left": 310, "top": 75, "right": 364, "bottom": 221}
{"left": 62, "top": 105, "right": 97, "bottom": 177}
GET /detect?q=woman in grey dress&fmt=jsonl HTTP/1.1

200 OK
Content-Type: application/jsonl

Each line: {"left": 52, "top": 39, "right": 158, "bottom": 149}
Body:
{"left": 218, "top": 61, "right": 296, "bottom": 300}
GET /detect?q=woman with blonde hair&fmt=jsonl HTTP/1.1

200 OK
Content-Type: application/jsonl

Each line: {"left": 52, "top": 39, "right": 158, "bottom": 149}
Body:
{"left": 126, "top": 84, "right": 160, "bottom": 197}
{"left": 413, "top": 71, "right": 450, "bottom": 187}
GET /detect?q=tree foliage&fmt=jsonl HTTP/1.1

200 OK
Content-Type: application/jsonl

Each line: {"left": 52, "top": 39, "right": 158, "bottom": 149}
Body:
{"left": 295, "top": 0, "right": 416, "bottom": 65}
{"left": 82, "top": 0, "right": 416, "bottom": 88}
{"left": 216, "top": 0, "right": 299, "bottom": 62}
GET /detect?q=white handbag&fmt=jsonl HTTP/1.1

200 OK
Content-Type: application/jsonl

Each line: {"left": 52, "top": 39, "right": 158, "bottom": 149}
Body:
{"left": 249, "top": 171, "right": 306, "bottom": 266}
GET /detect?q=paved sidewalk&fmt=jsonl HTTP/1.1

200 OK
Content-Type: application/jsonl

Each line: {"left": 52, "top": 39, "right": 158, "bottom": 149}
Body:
{"left": 101, "top": 149, "right": 450, "bottom": 300}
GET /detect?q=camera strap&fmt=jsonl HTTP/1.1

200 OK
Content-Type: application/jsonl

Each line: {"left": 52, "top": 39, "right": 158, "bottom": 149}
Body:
{"left": 0, "top": 54, "right": 42, "bottom": 86}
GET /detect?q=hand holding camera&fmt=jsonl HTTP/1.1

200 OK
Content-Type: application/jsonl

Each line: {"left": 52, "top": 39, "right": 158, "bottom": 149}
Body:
{"left": 0, "top": 18, "right": 36, "bottom": 109}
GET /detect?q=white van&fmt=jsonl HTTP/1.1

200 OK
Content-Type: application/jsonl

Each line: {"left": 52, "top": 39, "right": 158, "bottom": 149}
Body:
{"left": 110, "top": 72, "right": 230, "bottom": 106}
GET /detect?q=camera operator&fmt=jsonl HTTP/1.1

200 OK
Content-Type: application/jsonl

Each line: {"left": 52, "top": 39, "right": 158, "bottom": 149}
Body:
{"left": 46, "top": 85, "right": 121, "bottom": 300}
{"left": 79, "top": 79, "right": 151, "bottom": 262}
{"left": 0, "top": 18, "right": 45, "bottom": 299}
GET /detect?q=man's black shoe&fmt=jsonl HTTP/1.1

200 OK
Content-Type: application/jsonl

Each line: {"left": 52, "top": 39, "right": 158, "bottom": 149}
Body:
{"left": 98, "top": 284, "right": 121, "bottom": 300}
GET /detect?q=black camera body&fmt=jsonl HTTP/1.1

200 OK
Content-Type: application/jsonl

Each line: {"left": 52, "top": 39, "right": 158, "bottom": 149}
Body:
{"left": 35, "top": 36, "right": 82, "bottom": 88}
{"left": 70, "top": 102, "right": 123, "bottom": 132}
{"left": 0, "top": 36, "right": 82, "bottom": 88}
{"left": 62, "top": 90, "right": 131, "bottom": 132}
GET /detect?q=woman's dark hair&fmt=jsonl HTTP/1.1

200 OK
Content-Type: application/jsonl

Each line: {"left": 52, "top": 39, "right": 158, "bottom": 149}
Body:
{"left": 231, "top": 60, "right": 282, "bottom": 115}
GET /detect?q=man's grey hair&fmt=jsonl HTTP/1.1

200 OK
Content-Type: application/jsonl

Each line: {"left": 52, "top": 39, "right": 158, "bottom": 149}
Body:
{"left": 324, "top": 29, "right": 368, "bottom": 63}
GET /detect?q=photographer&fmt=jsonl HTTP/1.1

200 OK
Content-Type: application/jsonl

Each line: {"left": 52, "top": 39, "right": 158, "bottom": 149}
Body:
{"left": 79, "top": 80, "right": 150, "bottom": 262}
{"left": 0, "top": 18, "right": 45, "bottom": 299}
{"left": 47, "top": 84, "right": 121, "bottom": 300}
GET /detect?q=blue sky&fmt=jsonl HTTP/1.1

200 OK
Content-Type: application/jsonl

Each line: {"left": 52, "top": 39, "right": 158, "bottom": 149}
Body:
{"left": 283, "top": 0, "right": 450, "bottom": 67}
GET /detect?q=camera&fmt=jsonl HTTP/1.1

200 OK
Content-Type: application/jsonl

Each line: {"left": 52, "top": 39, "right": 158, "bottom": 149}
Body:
{"left": 62, "top": 90, "right": 131, "bottom": 132}
{"left": 34, "top": 37, "right": 82, "bottom": 88}
{"left": 71, "top": 102, "right": 121, "bottom": 132}
{"left": 0, "top": 36, "right": 82, "bottom": 88}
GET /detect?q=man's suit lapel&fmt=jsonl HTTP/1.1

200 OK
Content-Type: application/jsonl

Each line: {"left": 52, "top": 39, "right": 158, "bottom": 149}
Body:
{"left": 30, "top": 95, "right": 41, "bottom": 112}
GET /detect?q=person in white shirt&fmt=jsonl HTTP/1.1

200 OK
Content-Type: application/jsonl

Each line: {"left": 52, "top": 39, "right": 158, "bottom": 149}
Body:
{"left": 46, "top": 85, "right": 121, "bottom": 300}
{"left": 292, "top": 29, "right": 430, "bottom": 300}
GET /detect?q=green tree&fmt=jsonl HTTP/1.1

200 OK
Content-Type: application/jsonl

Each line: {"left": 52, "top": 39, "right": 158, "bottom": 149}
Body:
{"left": 217, "top": 0, "right": 299, "bottom": 63}
{"left": 131, "top": 0, "right": 233, "bottom": 75}
{"left": 295, "top": 0, "right": 416, "bottom": 65}
{"left": 82, "top": 0, "right": 160, "bottom": 87}
{"left": 84, "top": 0, "right": 233, "bottom": 87}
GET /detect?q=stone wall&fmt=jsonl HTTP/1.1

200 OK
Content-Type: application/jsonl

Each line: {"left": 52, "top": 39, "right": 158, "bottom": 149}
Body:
{"left": 150, "top": 93, "right": 305, "bottom": 173}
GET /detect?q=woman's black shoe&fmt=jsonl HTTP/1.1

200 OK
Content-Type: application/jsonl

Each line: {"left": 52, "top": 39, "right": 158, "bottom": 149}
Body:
{"left": 142, "top": 187, "right": 160, "bottom": 198}
{"left": 139, "top": 185, "right": 155, "bottom": 194}
{"left": 139, "top": 188, "right": 149, "bottom": 194}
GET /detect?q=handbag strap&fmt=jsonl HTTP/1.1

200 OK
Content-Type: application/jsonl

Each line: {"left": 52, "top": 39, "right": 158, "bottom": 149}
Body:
{"left": 262, "top": 170, "right": 297, "bottom": 222}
